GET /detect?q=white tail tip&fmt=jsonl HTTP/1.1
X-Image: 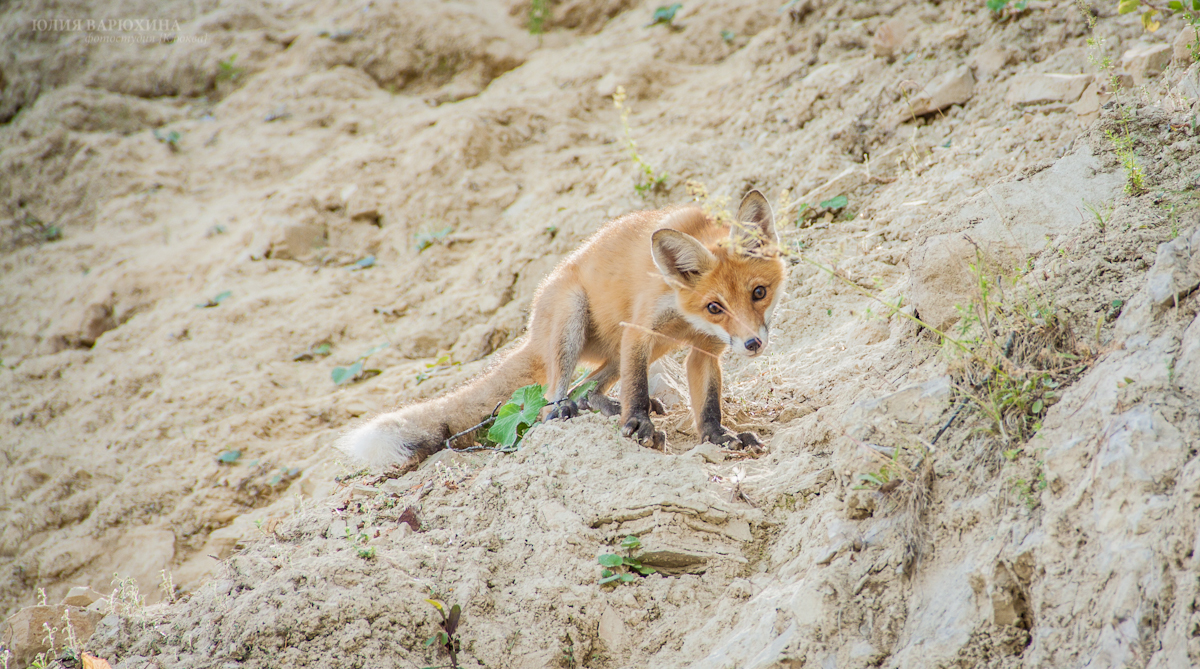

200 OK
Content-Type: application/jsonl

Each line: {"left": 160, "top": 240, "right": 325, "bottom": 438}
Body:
{"left": 336, "top": 414, "right": 420, "bottom": 469}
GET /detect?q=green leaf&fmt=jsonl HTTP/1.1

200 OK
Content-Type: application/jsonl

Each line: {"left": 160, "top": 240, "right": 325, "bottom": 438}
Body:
{"left": 986, "top": 0, "right": 1008, "bottom": 11}
{"left": 1167, "top": 0, "right": 1182, "bottom": 9}
{"left": 633, "top": 564, "right": 657, "bottom": 575}
{"left": 598, "top": 554, "right": 624, "bottom": 568}
{"left": 857, "top": 472, "right": 884, "bottom": 486}
{"left": 361, "top": 343, "right": 389, "bottom": 358}
{"left": 819, "top": 195, "right": 848, "bottom": 210}
{"left": 313, "top": 343, "right": 332, "bottom": 356}
{"left": 618, "top": 573, "right": 637, "bottom": 582}
{"left": 599, "top": 573, "right": 621, "bottom": 585}
{"left": 648, "top": 3, "right": 683, "bottom": 26}
{"left": 488, "top": 412, "right": 524, "bottom": 448}
{"left": 349, "top": 255, "right": 375, "bottom": 271}
{"left": 569, "top": 380, "right": 598, "bottom": 403}
{"left": 1141, "top": 9, "right": 1160, "bottom": 31}
{"left": 424, "top": 636, "right": 437, "bottom": 647}
{"left": 268, "top": 474, "right": 282, "bottom": 485}
{"left": 1031, "top": 399, "right": 1044, "bottom": 414}
{"left": 218, "top": 450, "right": 241, "bottom": 463}
{"left": 1118, "top": 0, "right": 1141, "bottom": 14}
{"left": 720, "top": 29, "right": 735, "bottom": 42}
{"left": 619, "top": 535, "right": 642, "bottom": 551}
{"left": 601, "top": 569, "right": 613, "bottom": 578}
{"left": 332, "top": 360, "right": 364, "bottom": 385}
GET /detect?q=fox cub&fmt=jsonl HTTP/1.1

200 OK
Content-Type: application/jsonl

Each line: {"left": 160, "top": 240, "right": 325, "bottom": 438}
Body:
{"left": 340, "top": 190, "right": 788, "bottom": 467}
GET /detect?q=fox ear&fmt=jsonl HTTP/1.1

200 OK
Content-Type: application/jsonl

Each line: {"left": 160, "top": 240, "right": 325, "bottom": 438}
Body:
{"left": 731, "top": 190, "right": 778, "bottom": 250}
{"left": 652, "top": 229, "right": 716, "bottom": 286}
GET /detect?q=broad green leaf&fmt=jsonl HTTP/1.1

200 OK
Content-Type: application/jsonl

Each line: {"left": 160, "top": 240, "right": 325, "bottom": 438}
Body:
{"left": 598, "top": 554, "right": 624, "bottom": 568}
{"left": 424, "top": 637, "right": 436, "bottom": 647}
{"left": 599, "top": 573, "right": 621, "bottom": 584}
{"left": 819, "top": 195, "right": 848, "bottom": 210}
{"left": 633, "top": 564, "right": 657, "bottom": 575}
{"left": 618, "top": 573, "right": 637, "bottom": 582}
{"left": 218, "top": 450, "right": 241, "bottom": 463}
{"left": 1167, "top": 0, "right": 1182, "bottom": 9}
{"left": 1117, "top": 0, "right": 1141, "bottom": 14}
{"left": 488, "top": 412, "right": 525, "bottom": 447}
{"left": 619, "top": 535, "right": 642, "bottom": 551}
{"left": 1031, "top": 399, "right": 1044, "bottom": 414}
{"left": 332, "top": 361, "right": 363, "bottom": 385}
{"left": 313, "top": 343, "right": 331, "bottom": 355}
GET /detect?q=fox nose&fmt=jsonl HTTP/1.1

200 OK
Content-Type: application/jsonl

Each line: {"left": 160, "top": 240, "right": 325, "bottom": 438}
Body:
{"left": 744, "top": 337, "right": 762, "bottom": 353}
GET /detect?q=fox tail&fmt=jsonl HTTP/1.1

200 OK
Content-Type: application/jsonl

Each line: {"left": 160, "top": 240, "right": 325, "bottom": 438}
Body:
{"left": 337, "top": 341, "right": 540, "bottom": 468}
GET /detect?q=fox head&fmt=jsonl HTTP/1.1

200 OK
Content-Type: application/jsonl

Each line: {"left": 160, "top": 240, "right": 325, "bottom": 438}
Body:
{"left": 652, "top": 190, "right": 788, "bottom": 357}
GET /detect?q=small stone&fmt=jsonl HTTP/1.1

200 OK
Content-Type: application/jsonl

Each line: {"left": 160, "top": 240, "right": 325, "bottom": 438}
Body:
{"left": 1069, "top": 81, "right": 1111, "bottom": 124}
{"left": 1005, "top": 73, "right": 1092, "bottom": 106}
{"left": 1121, "top": 44, "right": 1172, "bottom": 85}
{"left": 907, "top": 65, "right": 975, "bottom": 116}
{"left": 598, "top": 604, "right": 626, "bottom": 651}
{"left": 685, "top": 441, "right": 725, "bottom": 464}
{"left": 1173, "top": 26, "right": 1200, "bottom": 65}
{"left": 78, "top": 303, "right": 116, "bottom": 346}
{"left": 872, "top": 17, "right": 913, "bottom": 59}
{"left": 1, "top": 605, "right": 103, "bottom": 667}
{"left": 62, "top": 586, "right": 105, "bottom": 608}
{"left": 971, "top": 44, "right": 1015, "bottom": 77}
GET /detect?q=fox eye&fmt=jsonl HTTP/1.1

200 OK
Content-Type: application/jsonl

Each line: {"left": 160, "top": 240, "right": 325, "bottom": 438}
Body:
{"left": 752, "top": 286, "right": 767, "bottom": 301}
{"left": 707, "top": 302, "right": 723, "bottom": 315}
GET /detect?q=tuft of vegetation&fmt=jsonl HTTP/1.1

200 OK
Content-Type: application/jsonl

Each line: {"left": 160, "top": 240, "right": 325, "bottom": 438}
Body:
{"left": 528, "top": 0, "right": 549, "bottom": 35}
{"left": 1106, "top": 118, "right": 1147, "bottom": 196}
{"left": 423, "top": 599, "right": 462, "bottom": 669}
{"left": 216, "top": 54, "right": 244, "bottom": 83}
{"left": 416, "top": 353, "right": 462, "bottom": 384}
{"left": 598, "top": 535, "right": 656, "bottom": 585}
{"left": 948, "top": 250, "right": 1093, "bottom": 446}
{"left": 153, "top": 128, "right": 181, "bottom": 151}
{"left": 332, "top": 343, "right": 388, "bottom": 385}
{"left": 613, "top": 86, "right": 669, "bottom": 197}
{"left": 344, "top": 527, "right": 376, "bottom": 559}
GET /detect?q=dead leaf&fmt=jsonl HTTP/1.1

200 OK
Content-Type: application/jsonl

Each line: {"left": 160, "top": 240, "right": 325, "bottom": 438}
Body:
{"left": 83, "top": 654, "right": 114, "bottom": 669}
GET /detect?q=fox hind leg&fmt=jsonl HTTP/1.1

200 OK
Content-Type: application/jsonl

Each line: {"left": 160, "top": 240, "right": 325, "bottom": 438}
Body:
{"left": 543, "top": 289, "right": 589, "bottom": 421}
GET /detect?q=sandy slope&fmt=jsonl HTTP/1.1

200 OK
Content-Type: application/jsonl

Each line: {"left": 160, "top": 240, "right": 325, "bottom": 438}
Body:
{"left": 2, "top": 0, "right": 1200, "bottom": 667}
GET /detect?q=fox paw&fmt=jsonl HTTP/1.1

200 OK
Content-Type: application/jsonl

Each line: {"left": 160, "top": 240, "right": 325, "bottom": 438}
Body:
{"left": 547, "top": 399, "right": 580, "bottom": 421}
{"left": 621, "top": 416, "right": 667, "bottom": 450}
{"left": 588, "top": 397, "right": 665, "bottom": 417}
{"left": 702, "top": 427, "right": 762, "bottom": 451}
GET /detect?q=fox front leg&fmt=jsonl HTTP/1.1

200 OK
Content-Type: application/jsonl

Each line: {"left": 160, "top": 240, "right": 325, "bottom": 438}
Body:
{"left": 618, "top": 331, "right": 667, "bottom": 450}
{"left": 685, "top": 347, "right": 761, "bottom": 450}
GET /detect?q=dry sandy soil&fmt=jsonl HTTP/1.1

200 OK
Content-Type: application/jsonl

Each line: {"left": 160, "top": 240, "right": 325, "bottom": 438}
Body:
{"left": 2, "top": 0, "right": 1200, "bottom": 667}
